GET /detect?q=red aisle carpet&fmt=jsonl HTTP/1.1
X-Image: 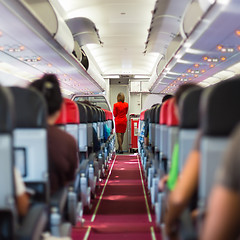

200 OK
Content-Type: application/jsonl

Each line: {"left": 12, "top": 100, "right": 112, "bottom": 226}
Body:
{"left": 72, "top": 154, "right": 161, "bottom": 240}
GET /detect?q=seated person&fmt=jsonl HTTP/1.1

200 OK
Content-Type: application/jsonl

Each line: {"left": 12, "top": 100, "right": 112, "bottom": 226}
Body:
{"left": 201, "top": 124, "right": 240, "bottom": 240}
{"left": 157, "top": 84, "right": 201, "bottom": 239}
{"left": 29, "top": 74, "right": 79, "bottom": 194}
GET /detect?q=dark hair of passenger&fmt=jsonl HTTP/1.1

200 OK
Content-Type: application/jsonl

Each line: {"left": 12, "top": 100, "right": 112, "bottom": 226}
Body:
{"left": 117, "top": 92, "right": 125, "bottom": 103}
{"left": 162, "top": 94, "right": 173, "bottom": 103}
{"left": 175, "top": 83, "right": 201, "bottom": 106}
{"left": 29, "top": 74, "right": 63, "bottom": 115}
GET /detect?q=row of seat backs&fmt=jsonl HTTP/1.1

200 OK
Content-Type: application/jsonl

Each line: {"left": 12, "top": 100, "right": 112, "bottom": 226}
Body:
{"left": 143, "top": 77, "right": 240, "bottom": 215}
{"left": 55, "top": 99, "right": 110, "bottom": 125}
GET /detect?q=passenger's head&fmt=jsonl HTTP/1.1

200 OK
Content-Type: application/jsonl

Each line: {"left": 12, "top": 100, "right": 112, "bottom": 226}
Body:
{"left": 162, "top": 94, "right": 173, "bottom": 103}
{"left": 175, "top": 83, "right": 198, "bottom": 107}
{"left": 29, "top": 74, "right": 63, "bottom": 116}
{"left": 117, "top": 92, "right": 125, "bottom": 103}
{"left": 174, "top": 83, "right": 201, "bottom": 118}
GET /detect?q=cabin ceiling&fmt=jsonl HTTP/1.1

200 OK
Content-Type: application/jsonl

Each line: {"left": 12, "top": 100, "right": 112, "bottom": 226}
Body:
{"left": 53, "top": 0, "right": 159, "bottom": 77}
{"left": 0, "top": 0, "right": 239, "bottom": 96}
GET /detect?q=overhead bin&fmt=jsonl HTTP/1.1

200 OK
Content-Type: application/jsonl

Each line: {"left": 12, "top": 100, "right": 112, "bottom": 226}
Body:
{"left": 20, "top": 0, "right": 74, "bottom": 55}
{"left": 66, "top": 17, "right": 105, "bottom": 89}
{"left": 144, "top": 0, "right": 192, "bottom": 55}
{"left": 149, "top": 0, "right": 240, "bottom": 94}
{"left": 0, "top": 0, "right": 104, "bottom": 94}
{"left": 66, "top": 17, "right": 102, "bottom": 47}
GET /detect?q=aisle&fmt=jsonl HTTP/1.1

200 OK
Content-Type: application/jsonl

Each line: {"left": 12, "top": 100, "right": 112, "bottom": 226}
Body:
{"left": 72, "top": 154, "right": 161, "bottom": 240}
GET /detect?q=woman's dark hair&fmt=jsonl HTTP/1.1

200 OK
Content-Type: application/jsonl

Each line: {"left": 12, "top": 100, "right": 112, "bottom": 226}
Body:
{"left": 29, "top": 74, "right": 63, "bottom": 115}
{"left": 117, "top": 92, "right": 125, "bottom": 102}
{"left": 162, "top": 94, "right": 173, "bottom": 103}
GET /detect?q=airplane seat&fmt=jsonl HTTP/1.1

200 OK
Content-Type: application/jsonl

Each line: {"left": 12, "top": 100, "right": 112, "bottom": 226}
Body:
{"left": 76, "top": 102, "right": 88, "bottom": 161}
{"left": 63, "top": 99, "right": 85, "bottom": 226}
{"left": 177, "top": 87, "right": 203, "bottom": 240}
{"left": 178, "top": 87, "right": 203, "bottom": 172}
{"left": 166, "top": 98, "right": 179, "bottom": 170}
{"left": 64, "top": 98, "right": 80, "bottom": 145}
{"left": 143, "top": 109, "right": 151, "bottom": 172}
{"left": 76, "top": 102, "right": 96, "bottom": 200}
{"left": 154, "top": 104, "right": 162, "bottom": 155}
{"left": 150, "top": 104, "right": 162, "bottom": 208}
{"left": 159, "top": 99, "right": 172, "bottom": 173}
{"left": 4, "top": 87, "right": 48, "bottom": 239}
{"left": 198, "top": 77, "right": 240, "bottom": 221}
{"left": 10, "top": 87, "right": 74, "bottom": 237}
{"left": 55, "top": 101, "right": 67, "bottom": 131}
{"left": 138, "top": 109, "right": 146, "bottom": 160}
{"left": 149, "top": 105, "right": 157, "bottom": 149}
{"left": 10, "top": 87, "right": 49, "bottom": 203}
{"left": 83, "top": 104, "right": 94, "bottom": 153}
{"left": 106, "top": 110, "right": 115, "bottom": 159}
{"left": 155, "top": 98, "right": 173, "bottom": 226}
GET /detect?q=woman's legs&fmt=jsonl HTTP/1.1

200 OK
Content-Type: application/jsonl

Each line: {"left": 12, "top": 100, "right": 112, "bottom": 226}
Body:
{"left": 117, "top": 132, "right": 123, "bottom": 151}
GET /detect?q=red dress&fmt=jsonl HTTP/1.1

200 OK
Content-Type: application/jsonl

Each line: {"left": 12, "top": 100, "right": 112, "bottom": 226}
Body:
{"left": 113, "top": 101, "right": 128, "bottom": 133}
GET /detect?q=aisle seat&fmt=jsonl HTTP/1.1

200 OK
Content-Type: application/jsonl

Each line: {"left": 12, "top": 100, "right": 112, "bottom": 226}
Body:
{"left": 0, "top": 86, "right": 47, "bottom": 240}
{"left": 166, "top": 98, "right": 179, "bottom": 168}
{"left": 198, "top": 77, "right": 240, "bottom": 218}
{"left": 65, "top": 98, "right": 80, "bottom": 145}
{"left": 178, "top": 87, "right": 203, "bottom": 172}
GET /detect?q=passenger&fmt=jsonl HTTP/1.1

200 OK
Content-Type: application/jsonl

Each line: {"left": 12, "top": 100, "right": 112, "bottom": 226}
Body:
{"left": 201, "top": 124, "right": 240, "bottom": 240}
{"left": 162, "top": 94, "right": 173, "bottom": 103}
{"left": 157, "top": 84, "right": 201, "bottom": 239}
{"left": 158, "top": 84, "right": 198, "bottom": 192}
{"left": 29, "top": 74, "right": 79, "bottom": 194}
{"left": 113, "top": 92, "right": 128, "bottom": 154}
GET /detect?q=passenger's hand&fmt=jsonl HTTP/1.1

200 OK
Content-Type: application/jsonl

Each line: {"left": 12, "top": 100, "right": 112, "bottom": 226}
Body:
{"left": 158, "top": 175, "right": 168, "bottom": 192}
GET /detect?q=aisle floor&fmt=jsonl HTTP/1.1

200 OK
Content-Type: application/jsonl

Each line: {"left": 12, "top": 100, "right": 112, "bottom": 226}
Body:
{"left": 72, "top": 154, "right": 161, "bottom": 240}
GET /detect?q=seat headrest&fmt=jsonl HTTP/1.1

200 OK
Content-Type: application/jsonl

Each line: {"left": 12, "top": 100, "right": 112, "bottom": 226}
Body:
{"left": 167, "top": 98, "right": 178, "bottom": 126}
{"left": 150, "top": 106, "right": 157, "bottom": 123}
{"left": 160, "top": 98, "right": 171, "bottom": 124}
{"left": 102, "top": 109, "right": 109, "bottom": 120}
{"left": 77, "top": 103, "right": 88, "bottom": 123}
{"left": 55, "top": 100, "right": 67, "bottom": 125}
{"left": 10, "top": 87, "right": 47, "bottom": 128}
{"left": 0, "top": 86, "right": 14, "bottom": 132}
{"left": 65, "top": 98, "right": 80, "bottom": 124}
{"left": 201, "top": 77, "right": 240, "bottom": 136}
{"left": 140, "top": 110, "right": 146, "bottom": 121}
{"left": 144, "top": 109, "right": 151, "bottom": 122}
{"left": 91, "top": 107, "right": 98, "bottom": 122}
{"left": 154, "top": 104, "right": 161, "bottom": 124}
{"left": 109, "top": 111, "right": 113, "bottom": 120}
{"left": 83, "top": 104, "right": 93, "bottom": 123}
{"left": 179, "top": 88, "right": 203, "bottom": 129}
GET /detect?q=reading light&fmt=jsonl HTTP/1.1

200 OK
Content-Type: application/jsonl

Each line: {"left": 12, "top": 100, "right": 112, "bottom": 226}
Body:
{"left": 220, "top": 56, "right": 226, "bottom": 61}
{"left": 235, "top": 30, "right": 240, "bottom": 36}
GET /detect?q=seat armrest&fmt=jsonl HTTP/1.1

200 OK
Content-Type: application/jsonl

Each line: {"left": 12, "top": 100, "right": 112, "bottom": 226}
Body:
{"left": 16, "top": 203, "right": 48, "bottom": 240}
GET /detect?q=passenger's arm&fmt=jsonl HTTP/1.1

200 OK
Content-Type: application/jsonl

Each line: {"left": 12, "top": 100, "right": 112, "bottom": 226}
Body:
{"left": 16, "top": 193, "right": 30, "bottom": 217}
{"left": 201, "top": 185, "right": 240, "bottom": 240}
{"left": 165, "top": 150, "right": 200, "bottom": 238}
{"left": 113, "top": 104, "right": 118, "bottom": 117}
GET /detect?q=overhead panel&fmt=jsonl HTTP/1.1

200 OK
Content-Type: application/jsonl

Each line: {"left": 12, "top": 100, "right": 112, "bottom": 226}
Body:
{"left": 0, "top": 0, "right": 104, "bottom": 94}
{"left": 151, "top": 0, "right": 240, "bottom": 94}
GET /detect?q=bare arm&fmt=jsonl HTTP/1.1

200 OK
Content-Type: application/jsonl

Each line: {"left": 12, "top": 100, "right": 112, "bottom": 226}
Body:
{"left": 16, "top": 193, "right": 29, "bottom": 217}
{"left": 201, "top": 185, "right": 240, "bottom": 240}
{"left": 165, "top": 150, "right": 200, "bottom": 238}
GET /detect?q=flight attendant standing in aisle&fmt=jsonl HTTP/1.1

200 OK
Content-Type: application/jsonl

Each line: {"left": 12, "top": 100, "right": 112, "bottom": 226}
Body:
{"left": 113, "top": 92, "right": 128, "bottom": 154}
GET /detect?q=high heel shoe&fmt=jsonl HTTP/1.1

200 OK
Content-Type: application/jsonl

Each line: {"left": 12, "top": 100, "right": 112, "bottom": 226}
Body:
{"left": 119, "top": 150, "right": 123, "bottom": 154}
